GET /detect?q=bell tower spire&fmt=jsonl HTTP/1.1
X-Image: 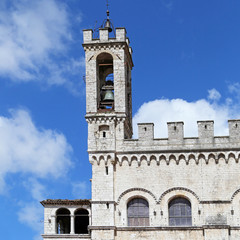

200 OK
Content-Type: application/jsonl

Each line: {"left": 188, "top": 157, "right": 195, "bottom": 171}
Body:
{"left": 103, "top": 0, "right": 114, "bottom": 33}
{"left": 106, "top": 0, "right": 109, "bottom": 17}
{"left": 83, "top": 18, "right": 134, "bottom": 147}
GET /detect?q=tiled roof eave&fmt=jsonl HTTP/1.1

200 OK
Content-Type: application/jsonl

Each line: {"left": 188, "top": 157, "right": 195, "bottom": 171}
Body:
{"left": 40, "top": 199, "right": 91, "bottom": 207}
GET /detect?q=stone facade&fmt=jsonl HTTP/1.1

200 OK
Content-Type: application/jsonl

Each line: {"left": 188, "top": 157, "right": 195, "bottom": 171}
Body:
{"left": 41, "top": 24, "right": 240, "bottom": 240}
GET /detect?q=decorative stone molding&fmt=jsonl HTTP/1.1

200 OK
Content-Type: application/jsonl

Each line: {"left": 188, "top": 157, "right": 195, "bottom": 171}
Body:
{"left": 231, "top": 188, "right": 240, "bottom": 201}
{"left": 89, "top": 154, "right": 115, "bottom": 165}
{"left": 117, "top": 188, "right": 157, "bottom": 204}
{"left": 52, "top": 206, "right": 90, "bottom": 215}
{"left": 116, "top": 226, "right": 203, "bottom": 231}
{"left": 158, "top": 187, "right": 200, "bottom": 203}
{"left": 115, "top": 151, "right": 240, "bottom": 166}
{"left": 85, "top": 115, "right": 126, "bottom": 124}
{"left": 90, "top": 50, "right": 119, "bottom": 61}
{"left": 88, "top": 226, "right": 116, "bottom": 230}
{"left": 200, "top": 200, "right": 231, "bottom": 204}
{"left": 91, "top": 201, "right": 116, "bottom": 205}
{"left": 83, "top": 43, "right": 126, "bottom": 52}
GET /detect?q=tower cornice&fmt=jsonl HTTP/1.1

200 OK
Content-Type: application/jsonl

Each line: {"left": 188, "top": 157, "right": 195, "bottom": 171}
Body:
{"left": 82, "top": 41, "right": 133, "bottom": 68}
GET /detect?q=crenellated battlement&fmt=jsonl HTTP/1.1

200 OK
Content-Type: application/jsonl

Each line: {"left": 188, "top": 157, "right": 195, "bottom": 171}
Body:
{"left": 83, "top": 28, "right": 133, "bottom": 55}
{"left": 87, "top": 119, "right": 240, "bottom": 154}
{"left": 83, "top": 27, "right": 126, "bottom": 43}
{"left": 136, "top": 119, "right": 240, "bottom": 141}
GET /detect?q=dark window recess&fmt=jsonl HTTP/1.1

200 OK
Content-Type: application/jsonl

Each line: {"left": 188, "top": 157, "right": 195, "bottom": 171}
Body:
{"left": 169, "top": 198, "right": 192, "bottom": 226}
{"left": 103, "top": 131, "right": 106, "bottom": 138}
{"left": 127, "top": 198, "right": 149, "bottom": 226}
{"left": 99, "top": 125, "right": 109, "bottom": 131}
{"left": 56, "top": 208, "right": 71, "bottom": 234}
{"left": 105, "top": 166, "right": 108, "bottom": 175}
{"left": 74, "top": 209, "right": 89, "bottom": 234}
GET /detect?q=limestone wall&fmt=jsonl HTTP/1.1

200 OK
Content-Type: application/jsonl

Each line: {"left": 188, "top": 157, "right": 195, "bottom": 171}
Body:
{"left": 82, "top": 25, "right": 240, "bottom": 240}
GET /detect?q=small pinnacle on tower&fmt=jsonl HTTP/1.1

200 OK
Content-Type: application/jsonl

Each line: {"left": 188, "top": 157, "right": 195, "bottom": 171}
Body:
{"left": 106, "top": 0, "right": 110, "bottom": 18}
{"left": 104, "top": 0, "right": 113, "bottom": 32}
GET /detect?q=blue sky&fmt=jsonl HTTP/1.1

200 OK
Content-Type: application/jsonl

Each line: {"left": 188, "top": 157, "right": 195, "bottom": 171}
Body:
{"left": 1, "top": 0, "right": 240, "bottom": 239}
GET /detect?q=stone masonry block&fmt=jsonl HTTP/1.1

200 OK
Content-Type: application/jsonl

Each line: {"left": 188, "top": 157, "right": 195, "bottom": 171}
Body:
{"left": 228, "top": 119, "right": 240, "bottom": 138}
{"left": 116, "top": 28, "right": 126, "bottom": 41}
{"left": 99, "top": 28, "right": 109, "bottom": 42}
{"left": 198, "top": 120, "right": 214, "bottom": 139}
{"left": 83, "top": 29, "right": 93, "bottom": 43}
{"left": 138, "top": 123, "right": 154, "bottom": 140}
{"left": 167, "top": 122, "right": 184, "bottom": 141}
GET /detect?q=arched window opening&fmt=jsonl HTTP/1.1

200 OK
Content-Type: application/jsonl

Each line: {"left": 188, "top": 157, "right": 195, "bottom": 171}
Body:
{"left": 127, "top": 198, "right": 149, "bottom": 226}
{"left": 169, "top": 197, "right": 192, "bottom": 226}
{"left": 99, "top": 125, "right": 109, "bottom": 138}
{"left": 74, "top": 209, "right": 89, "bottom": 234}
{"left": 97, "top": 53, "right": 114, "bottom": 111}
{"left": 56, "top": 208, "right": 70, "bottom": 234}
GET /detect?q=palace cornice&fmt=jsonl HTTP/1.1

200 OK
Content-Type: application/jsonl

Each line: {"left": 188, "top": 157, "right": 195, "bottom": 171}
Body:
{"left": 89, "top": 150, "right": 239, "bottom": 166}
{"left": 115, "top": 147, "right": 240, "bottom": 154}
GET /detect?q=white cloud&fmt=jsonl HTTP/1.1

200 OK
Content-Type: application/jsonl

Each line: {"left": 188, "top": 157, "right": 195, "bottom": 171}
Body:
{"left": 0, "top": 108, "right": 73, "bottom": 237}
{"left": 0, "top": 109, "right": 73, "bottom": 193}
{"left": 18, "top": 179, "right": 47, "bottom": 240}
{"left": 0, "top": 0, "right": 83, "bottom": 90}
{"left": 208, "top": 88, "right": 221, "bottom": 101}
{"left": 72, "top": 181, "right": 90, "bottom": 199}
{"left": 23, "top": 178, "right": 47, "bottom": 201}
{"left": 18, "top": 202, "right": 43, "bottom": 240}
{"left": 228, "top": 82, "right": 240, "bottom": 99}
{"left": 133, "top": 93, "right": 240, "bottom": 138}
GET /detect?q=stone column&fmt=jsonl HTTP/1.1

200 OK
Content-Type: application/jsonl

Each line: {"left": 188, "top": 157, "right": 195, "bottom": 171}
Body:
{"left": 70, "top": 215, "right": 74, "bottom": 234}
{"left": 51, "top": 215, "right": 57, "bottom": 234}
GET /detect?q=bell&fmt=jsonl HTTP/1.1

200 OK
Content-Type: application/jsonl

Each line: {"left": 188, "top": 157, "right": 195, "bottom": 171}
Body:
{"left": 104, "top": 19, "right": 112, "bottom": 32}
{"left": 103, "top": 90, "right": 114, "bottom": 101}
{"left": 106, "top": 80, "right": 113, "bottom": 86}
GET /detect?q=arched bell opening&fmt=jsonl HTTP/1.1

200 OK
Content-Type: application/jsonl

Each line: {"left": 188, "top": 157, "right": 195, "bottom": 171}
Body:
{"left": 97, "top": 53, "right": 114, "bottom": 111}
{"left": 56, "top": 208, "right": 70, "bottom": 234}
{"left": 74, "top": 209, "right": 89, "bottom": 234}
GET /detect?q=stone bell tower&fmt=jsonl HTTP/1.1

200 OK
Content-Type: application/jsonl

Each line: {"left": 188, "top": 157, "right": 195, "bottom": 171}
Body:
{"left": 82, "top": 13, "right": 133, "bottom": 239}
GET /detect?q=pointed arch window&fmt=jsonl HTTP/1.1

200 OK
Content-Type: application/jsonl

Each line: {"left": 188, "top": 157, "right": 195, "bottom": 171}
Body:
{"left": 169, "top": 197, "right": 192, "bottom": 226}
{"left": 127, "top": 198, "right": 149, "bottom": 226}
